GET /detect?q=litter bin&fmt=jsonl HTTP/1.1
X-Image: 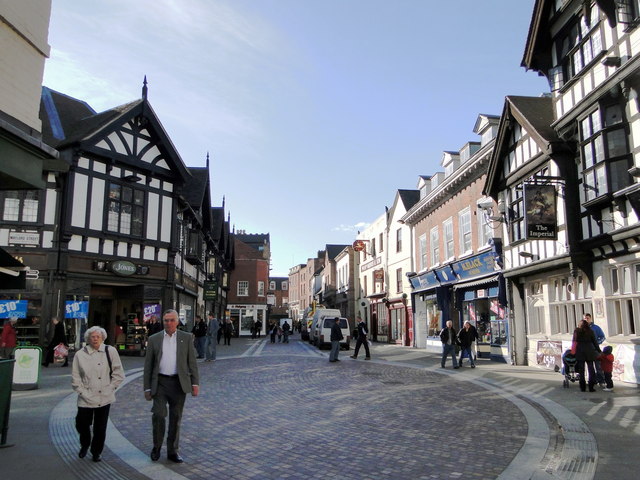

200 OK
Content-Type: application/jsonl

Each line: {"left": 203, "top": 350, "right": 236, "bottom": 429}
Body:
{"left": 0, "top": 358, "right": 15, "bottom": 447}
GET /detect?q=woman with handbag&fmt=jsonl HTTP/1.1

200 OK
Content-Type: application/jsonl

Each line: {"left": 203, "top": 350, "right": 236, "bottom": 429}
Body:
{"left": 43, "top": 317, "right": 69, "bottom": 367}
{"left": 72, "top": 326, "right": 124, "bottom": 462}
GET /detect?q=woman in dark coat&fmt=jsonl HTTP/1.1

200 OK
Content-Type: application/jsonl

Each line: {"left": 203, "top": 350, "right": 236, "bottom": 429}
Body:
{"left": 572, "top": 319, "right": 601, "bottom": 392}
{"left": 43, "top": 317, "right": 69, "bottom": 367}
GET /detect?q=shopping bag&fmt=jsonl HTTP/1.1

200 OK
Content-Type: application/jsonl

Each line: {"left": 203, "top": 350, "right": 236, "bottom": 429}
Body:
{"left": 53, "top": 343, "right": 68, "bottom": 359}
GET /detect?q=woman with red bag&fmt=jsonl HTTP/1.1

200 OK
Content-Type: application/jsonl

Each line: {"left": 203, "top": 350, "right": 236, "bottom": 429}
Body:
{"left": 571, "top": 319, "right": 601, "bottom": 392}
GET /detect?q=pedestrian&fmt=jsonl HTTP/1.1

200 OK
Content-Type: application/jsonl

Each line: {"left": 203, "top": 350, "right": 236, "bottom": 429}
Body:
{"left": 191, "top": 316, "right": 207, "bottom": 359}
{"left": 583, "top": 313, "right": 606, "bottom": 386}
{"left": 71, "top": 326, "right": 124, "bottom": 462}
{"left": 250, "top": 319, "right": 256, "bottom": 339}
{"left": 255, "top": 319, "right": 262, "bottom": 338}
{"left": 598, "top": 345, "right": 615, "bottom": 392}
{"left": 329, "top": 317, "right": 343, "bottom": 363}
{"left": 350, "top": 316, "right": 371, "bottom": 360}
{"left": 571, "top": 319, "right": 601, "bottom": 392}
{"left": 204, "top": 313, "right": 219, "bottom": 362}
{"left": 439, "top": 320, "right": 459, "bottom": 369}
{"left": 457, "top": 321, "right": 478, "bottom": 368}
{"left": 223, "top": 318, "right": 233, "bottom": 345}
{"left": 144, "top": 309, "right": 200, "bottom": 463}
{"left": 147, "top": 315, "right": 163, "bottom": 336}
{"left": 217, "top": 319, "right": 224, "bottom": 344}
{"left": 43, "top": 317, "right": 69, "bottom": 367}
{"left": 269, "top": 322, "right": 277, "bottom": 343}
{"left": 282, "top": 320, "right": 291, "bottom": 343}
{"left": 277, "top": 324, "right": 283, "bottom": 343}
{"left": 0, "top": 317, "right": 18, "bottom": 359}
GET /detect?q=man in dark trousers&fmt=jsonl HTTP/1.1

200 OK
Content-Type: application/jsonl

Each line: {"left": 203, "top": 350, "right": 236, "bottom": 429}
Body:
{"left": 329, "top": 317, "right": 343, "bottom": 363}
{"left": 144, "top": 309, "right": 199, "bottom": 464}
{"left": 457, "top": 321, "right": 478, "bottom": 368}
{"left": 350, "top": 316, "right": 371, "bottom": 360}
{"left": 439, "top": 320, "right": 459, "bottom": 369}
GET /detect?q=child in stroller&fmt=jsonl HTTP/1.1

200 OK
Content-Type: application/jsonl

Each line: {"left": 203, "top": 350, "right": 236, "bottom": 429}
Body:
{"left": 562, "top": 349, "right": 578, "bottom": 388}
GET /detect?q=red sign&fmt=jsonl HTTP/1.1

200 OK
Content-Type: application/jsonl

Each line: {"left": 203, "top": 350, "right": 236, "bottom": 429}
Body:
{"left": 353, "top": 240, "right": 365, "bottom": 252}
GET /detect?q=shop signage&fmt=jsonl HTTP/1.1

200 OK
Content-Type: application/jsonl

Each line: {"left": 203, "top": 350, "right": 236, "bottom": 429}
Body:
{"left": 65, "top": 300, "right": 88, "bottom": 319}
{"left": 434, "top": 265, "right": 456, "bottom": 284}
{"left": 110, "top": 260, "right": 136, "bottom": 276}
{"left": 12, "top": 347, "right": 41, "bottom": 390}
{"left": 204, "top": 281, "right": 218, "bottom": 300}
{"left": 524, "top": 184, "right": 557, "bottom": 240}
{"left": 373, "top": 268, "right": 384, "bottom": 281}
{"left": 144, "top": 304, "right": 162, "bottom": 322}
{"left": 361, "top": 256, "right": 381, "bottom": 272}
{"left": 409, "top": 270, "right": 439, "bottom": 291}
{"left": 0, "top": 299, "right": 27, "bottom": 318}
{"left": 9, "top": 231, "right": 40, "bottom": 245}
{"left": 451, "top": 251, "right": 496, "bottom": 280}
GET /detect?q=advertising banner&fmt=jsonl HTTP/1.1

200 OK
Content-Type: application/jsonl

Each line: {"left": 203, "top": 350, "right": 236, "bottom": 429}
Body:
{"left": 0, "top": 300, "right": 27, "bottom": 319}
{"left": 65, "top": 301, "right": 88, "bottom": 319}
{"left": 525, "top": 184, "right": 557, "bottom": 240}
{"left": 143, "top": 304, "right": 162, "bottom": 323}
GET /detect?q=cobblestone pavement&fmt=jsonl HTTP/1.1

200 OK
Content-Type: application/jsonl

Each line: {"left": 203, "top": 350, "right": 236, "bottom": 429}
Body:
{"left": 108, "top": 339, "right": 527, "bottom": 480}
{"left": 37, "top": 335, "right": 640, "bottom": 480}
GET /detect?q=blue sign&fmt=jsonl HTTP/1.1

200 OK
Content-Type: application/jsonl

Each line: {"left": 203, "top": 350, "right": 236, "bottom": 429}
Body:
{"left": 65, "top": 301, "right": 89, "bottom": 319}
{"left": 435, "top": 265, "right": 457, "bottom": 284}
{"left": 451, "top": 251, "right": 497, "bottom": 280}
{"left": 0, "top": 299, "right": 27, "bottom": 319}
{"left": 409, "top": 270, "right": 440, "bottom": 291}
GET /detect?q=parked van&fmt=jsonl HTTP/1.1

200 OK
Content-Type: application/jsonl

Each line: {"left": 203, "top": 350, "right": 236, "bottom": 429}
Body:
{"left": 315, "top": 316, "right": 351, "bottom": 350}
{"left": 309, "top": 308, "right": 341, "bottom": 346}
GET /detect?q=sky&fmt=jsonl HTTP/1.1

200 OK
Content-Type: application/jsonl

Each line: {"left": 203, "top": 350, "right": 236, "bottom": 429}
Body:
{"left": 43, "top": 0, "right": 549, "bottom": 277}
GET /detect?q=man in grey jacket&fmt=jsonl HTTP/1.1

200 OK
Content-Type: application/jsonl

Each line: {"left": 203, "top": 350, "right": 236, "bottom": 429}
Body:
{"left": 144, "top": 309, "right": 199, "bottom": 463}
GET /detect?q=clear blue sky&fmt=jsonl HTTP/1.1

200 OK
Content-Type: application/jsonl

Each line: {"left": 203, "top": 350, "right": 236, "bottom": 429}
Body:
{"left": 43, "top": 0, "right": 549, "bottom": 276}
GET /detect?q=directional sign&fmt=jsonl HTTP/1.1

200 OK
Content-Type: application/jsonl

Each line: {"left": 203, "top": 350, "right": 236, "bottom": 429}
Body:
{"left": 25, "top": 269, "right": 39, "bottom": 279}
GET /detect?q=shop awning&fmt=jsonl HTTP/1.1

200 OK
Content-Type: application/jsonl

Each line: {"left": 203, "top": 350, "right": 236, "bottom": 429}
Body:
{"left": 453, "top": 273, "right": 500, "bottom": 291}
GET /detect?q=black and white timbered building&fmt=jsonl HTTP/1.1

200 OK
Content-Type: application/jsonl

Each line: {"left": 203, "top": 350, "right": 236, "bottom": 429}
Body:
{"left": 0, "top": 84, "right": 233, "bottom": 349}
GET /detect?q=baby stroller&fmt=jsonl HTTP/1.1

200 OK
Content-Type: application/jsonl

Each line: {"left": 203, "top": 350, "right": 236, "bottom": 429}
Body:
{"left": 561, "top": 349, "right": 578, "bottom": 388}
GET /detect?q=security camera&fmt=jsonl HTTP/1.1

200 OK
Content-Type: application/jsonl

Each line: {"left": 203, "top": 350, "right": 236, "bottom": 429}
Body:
{"left": 476, "top": 197, "right": 494, "bottom": 210}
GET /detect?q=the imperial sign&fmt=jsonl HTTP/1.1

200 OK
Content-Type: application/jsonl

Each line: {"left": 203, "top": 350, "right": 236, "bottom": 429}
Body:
{"left": 110, "top": 260, "right": 136, "bottom": 276}
{"left": 524, "top": 184, "right": 557, "bottom": 240}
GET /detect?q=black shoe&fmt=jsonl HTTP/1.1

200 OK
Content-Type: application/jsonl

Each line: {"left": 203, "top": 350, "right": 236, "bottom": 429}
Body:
{"left": 150, "top": 447, "right": 161, "bottom": 461}
{"left": 589, "top": 387, "right": 596, "bottom": 392}
{"left": 168, "top": 453, "right": 184, "bottom": 463}
{"left": 365, "top": 357, "right": 371, "bottom": 360}
{"left": 78, "top": 446, "right": 89, "bottom": 458}
{"left": 471, "top": 364, "right": 476, "bottom": 368}
{"left": 454, "top": 366, "right": 460, "bottom": 369}
{"left": 350, "top": 355, "right": 357, "bottom": 359}
{"left": 92, "top": 455, "right": 101, "bottom": 462}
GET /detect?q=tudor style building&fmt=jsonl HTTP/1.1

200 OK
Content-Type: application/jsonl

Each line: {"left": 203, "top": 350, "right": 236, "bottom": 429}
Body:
{"left": 481, "top": 0, "right": 640, "bottom": 380}
{"left": 0, "top": 85, "right": 233, "bottom": 349}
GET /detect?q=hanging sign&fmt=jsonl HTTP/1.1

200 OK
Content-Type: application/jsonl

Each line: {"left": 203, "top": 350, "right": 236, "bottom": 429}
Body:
{"left": 525, "top": 184, "right": 557, "bottom": 240}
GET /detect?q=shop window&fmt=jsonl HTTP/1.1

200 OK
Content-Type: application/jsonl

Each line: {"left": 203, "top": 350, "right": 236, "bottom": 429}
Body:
{"left": 237, "top": 281, "right": 249, "bottom": 296}
{"left": 107, "top": 183, "right": 144, "bottom": 236}
{"left": 611, "top": 298, "right": 638, "bottom": 335}
{"left": 1, "top": 190, "right": 40, "bottom": 222}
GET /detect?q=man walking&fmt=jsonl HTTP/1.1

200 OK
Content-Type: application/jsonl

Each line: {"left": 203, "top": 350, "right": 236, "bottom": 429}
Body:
{"left": 144, "top": 309, "right": 199, "bottom": 464}
{"left": 204, "top": 313, "right": 219, "bottom": 362}
{"left": 439, "top": 320, "right": 459, "bottom": 369}
{"left": 350, "top": 316, "right": 371, "bottom": 360}
{"left": 457, "top": 321, "right": 478, "bottom": 368}
{"left": 329, "top": 317, "right": 343, "bottom": 363}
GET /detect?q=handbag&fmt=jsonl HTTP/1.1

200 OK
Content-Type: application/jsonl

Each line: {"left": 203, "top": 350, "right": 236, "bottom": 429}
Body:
{"left": 53, "top": 343, "right": 69, "bottom": 359}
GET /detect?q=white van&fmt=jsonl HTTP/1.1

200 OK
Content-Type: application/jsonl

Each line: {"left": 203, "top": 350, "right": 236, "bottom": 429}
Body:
{"left": 309, "top": 308, "right": 341, "bottom": 346}
{"left": 315, "top": 316, "right": 351, "bottom": 350}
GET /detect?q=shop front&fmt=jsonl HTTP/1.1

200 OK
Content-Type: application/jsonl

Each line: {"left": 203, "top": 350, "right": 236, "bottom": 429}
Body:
{"left": 228, "top": 304, "right": 267, "bottom": 336}
{"left": 451, "top": 252, "right": 508, "bottom": 363}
